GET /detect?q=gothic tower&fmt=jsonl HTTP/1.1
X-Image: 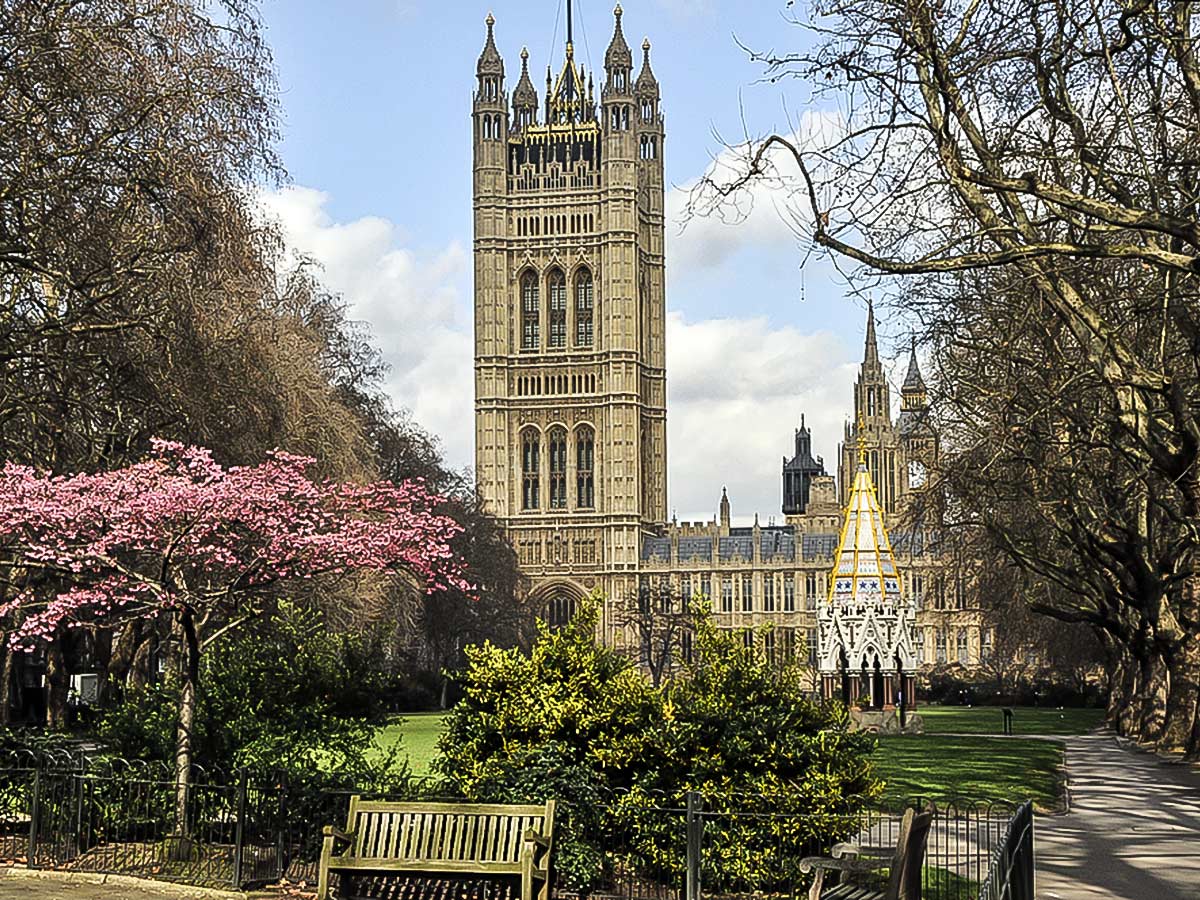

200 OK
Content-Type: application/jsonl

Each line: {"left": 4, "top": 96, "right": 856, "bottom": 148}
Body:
{"left": 839, "top": 303, "right": 906, "bottom": 514}
{"left": 472, "top": 5, "right": 668, "bottom": 628}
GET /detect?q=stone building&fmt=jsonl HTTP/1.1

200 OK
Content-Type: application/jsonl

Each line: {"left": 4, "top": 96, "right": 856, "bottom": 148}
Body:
{"left": 472, "top": 5, "right": 665, "bottom": 637}
{"left": 471, "top": 5, "right": 988, "bottom": 679}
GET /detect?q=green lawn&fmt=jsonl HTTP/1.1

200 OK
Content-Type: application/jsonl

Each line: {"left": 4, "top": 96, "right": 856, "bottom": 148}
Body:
{"left": 370, "top": 711, "right": 448, "bottom": 776}
{"left": 872, "top": 735, "right": 1063, "bottom": 810}
{"left": 917, "top": 704, "right": 1104, "bottom": 735}
{"left": 364, "top": 708, "right": 1068, "bottom": 808}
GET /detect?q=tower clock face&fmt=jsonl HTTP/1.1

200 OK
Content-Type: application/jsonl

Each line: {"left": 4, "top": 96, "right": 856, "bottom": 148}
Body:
{"left": 908, "top": 459, "right": 927, "bottom": 489}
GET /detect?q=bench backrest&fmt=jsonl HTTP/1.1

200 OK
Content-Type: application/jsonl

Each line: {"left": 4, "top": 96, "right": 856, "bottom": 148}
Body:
{"left": 343, "top": 799, "right": 556, "bottom": 863}
{"left": 885, "top": 804, "right": 934, "bottom": 900}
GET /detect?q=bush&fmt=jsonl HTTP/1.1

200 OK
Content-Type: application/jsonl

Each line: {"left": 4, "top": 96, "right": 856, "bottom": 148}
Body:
{"left": 98, "top": 602, "right": 408, "bottom": 788}
{"left": 436, "top": 597, "right": 880, "bottom": 895}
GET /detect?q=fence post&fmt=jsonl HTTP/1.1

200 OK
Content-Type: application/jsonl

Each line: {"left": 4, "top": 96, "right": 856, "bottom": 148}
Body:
{"left": 1021, "top": 803, "right": 1035, "bottom": 900}
{"left": 232, "top": 768, "right": 248, "bottom": 888}
{"left": 685, "top": 790, "right": 703, "bottom": 900}
{"left": 26, "top": 768, "right": 41, "bottom": 868}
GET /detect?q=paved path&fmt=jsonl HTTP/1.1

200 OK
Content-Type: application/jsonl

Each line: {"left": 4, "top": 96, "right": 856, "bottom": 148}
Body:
{"left": 0, "top": 868, "right": 249, "bottom": 900}
{"left": 1038, "top": 733, "right": 1200, "bottom": 900}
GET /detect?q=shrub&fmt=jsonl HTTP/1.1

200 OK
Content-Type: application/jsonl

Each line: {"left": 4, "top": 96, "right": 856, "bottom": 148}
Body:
{"left": 98, "top": 602, "right": 408, "bottom": 788}
{"left": 436, "top": 597, "right": 881, "bottom": 895}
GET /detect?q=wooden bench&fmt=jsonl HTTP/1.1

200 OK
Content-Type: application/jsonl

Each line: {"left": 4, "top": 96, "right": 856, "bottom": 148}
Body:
{"left": 799, "top": 804, "right": 934, "bottom": 900}
{"left": 317, "top": 798, "right": 556, "bottom": 900}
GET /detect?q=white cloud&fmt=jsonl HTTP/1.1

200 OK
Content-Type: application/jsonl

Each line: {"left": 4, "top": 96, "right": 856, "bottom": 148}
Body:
{"left": 667, "top": 310, "right": 857, "bottom": 523}
{"left": 666, "top": 110, "right": 846, "bottom": 272}
{"left": 258, "top": 186, "right": 474, "bottom": 472}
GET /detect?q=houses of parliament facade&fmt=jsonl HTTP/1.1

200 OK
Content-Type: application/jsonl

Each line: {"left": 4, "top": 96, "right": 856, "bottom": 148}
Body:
{"left": 471, "top": 6, "right": 987, "bottom": 678}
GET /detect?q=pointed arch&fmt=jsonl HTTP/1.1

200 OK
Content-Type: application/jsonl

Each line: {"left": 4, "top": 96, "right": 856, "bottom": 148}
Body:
{"left": 520, "top": 269, "right": 540, "bottom": 351}
{"left": 575, "top": 424, "right": 595, "bottom": 509}
{"left": 574, "top": 267, "right": 594, "bottom": 347}
{"left": 548, "top": 425, "right": 567, "bottom": 509}
{"left": 547, "top": 267, "right": 567, "bottom": 349}
{"left": 520, "top": 426, "right": 541, "bottom": 510}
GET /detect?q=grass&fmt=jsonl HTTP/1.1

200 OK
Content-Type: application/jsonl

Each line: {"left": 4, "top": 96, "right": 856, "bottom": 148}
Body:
{"left": 364, "top": 705, "right": 1076, "bottom": 807}
{"left": 872, "top": 734, "right": 1063, "bottom": 809}
{"left": 369, "top": 711, "right": 448, "bottom": 777}
{"left": 917, "top": 704, "right": 1104, "bottom": 735}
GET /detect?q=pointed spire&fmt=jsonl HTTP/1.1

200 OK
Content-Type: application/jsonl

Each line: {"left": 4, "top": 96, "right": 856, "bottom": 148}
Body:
{"left": 477, "top": 12, "right": 504, "bottom": 77}
{"left": 902, "top": 338, "right": 926, "bottom": 393}
{"left": 605, "top": 3, "right": 632, "bottom": 72}
{"left": 513, "top": 47, "right": 538, "bottom": 113}
{"left": 864, "top": 300, "right": 879, "bottom": 366}
{"left": 636, "top": 37, "right": 659, "bottom": 95}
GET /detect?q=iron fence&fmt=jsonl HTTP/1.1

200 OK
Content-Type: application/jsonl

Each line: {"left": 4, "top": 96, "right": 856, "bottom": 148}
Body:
{"left": 0, "top": 753, "right": 1032, "bottom": 900}
{"left": 976, "top": 801, "right": 1034, "bottom": 900}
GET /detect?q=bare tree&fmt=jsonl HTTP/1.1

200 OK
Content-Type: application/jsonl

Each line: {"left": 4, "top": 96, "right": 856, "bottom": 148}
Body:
{"left": 615, "top": 582, "right": 695, "bottom": 688}
{"left": 696, "top": 0, "right": 1200, "bottom": 757}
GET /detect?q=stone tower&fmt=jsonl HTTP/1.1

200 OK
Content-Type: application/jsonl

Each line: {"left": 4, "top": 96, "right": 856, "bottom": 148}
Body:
{"left": 839, "top": 303, "right": 907, "bottom": 514}
{"left": 782, "top": 414, "right": 825, "bottom": 515}
{"left": 472, "top": 5, "right": 668, "bottom": 630}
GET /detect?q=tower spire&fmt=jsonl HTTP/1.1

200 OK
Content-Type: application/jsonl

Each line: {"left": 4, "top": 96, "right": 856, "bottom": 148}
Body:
{"left": 566, "top": 0, "right": 573, "bottom": 48}
{"left": 864, "top": 300, "right": 879, "bottom": 365}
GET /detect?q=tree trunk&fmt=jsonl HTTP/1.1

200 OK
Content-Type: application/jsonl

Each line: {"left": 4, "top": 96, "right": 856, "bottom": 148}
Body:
{"left": 45, "top": 635, "right": 69, "bottom": 730}
{"left": 0, "top": 645, "right": 12, "bottom": 726}
{"left": 172, "top": 608, "right": 201, "bottom": 848}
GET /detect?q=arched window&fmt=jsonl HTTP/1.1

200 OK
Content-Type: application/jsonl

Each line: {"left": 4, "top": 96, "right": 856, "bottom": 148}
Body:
{"left": 576, "top": 426, "right": 594, "bottom": 509}
{"left": 548, "top": 427, "right": 567, "bottom": 509}
{"left": 521, "top": 429, "right": 540, "bottom": 510}
{"left": 574, "top": 269, "right": 594, "bottom": 347}
{"left": 547, "top": 593, "right": 576, "bottom": 630}
{"left": 547, "top": 269, "right": 566, "bottom": 349}
{"left": 520, "top": 271, "right": 539, "bottom": 350}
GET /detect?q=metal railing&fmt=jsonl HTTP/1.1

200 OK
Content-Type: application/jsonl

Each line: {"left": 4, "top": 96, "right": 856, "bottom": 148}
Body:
{"left": 977, "top": 801, "right": 1034, "bottom": 900}
{"left": 0, "top": 753, "right": 1031, "bottom": 900}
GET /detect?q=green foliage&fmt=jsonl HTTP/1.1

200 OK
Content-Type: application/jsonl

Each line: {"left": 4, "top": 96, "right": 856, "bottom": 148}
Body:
{"left": 98, "top": 602, "right": 407, "bottom": 787}
{"left": 436, "top": 596, "right": 881, "bottom": 895}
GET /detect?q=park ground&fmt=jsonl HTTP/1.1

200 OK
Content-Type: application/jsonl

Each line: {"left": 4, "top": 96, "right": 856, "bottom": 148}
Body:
{"left": 372, "top": 705, "right": 1106, "bottom": 808}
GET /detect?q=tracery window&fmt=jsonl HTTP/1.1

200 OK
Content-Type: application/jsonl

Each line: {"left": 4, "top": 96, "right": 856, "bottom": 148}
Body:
{"left": 741, "top": 573, "right": 753, "bottom": 612}
{"left": 957, "top": 628, "right": 969, "bottom": 663}
{"left": 575, "top": 426, "right": 594, "bottom": 509}
{"left": 763, "top": 575, "right": 776, "bottom": 612}
{"left": 548, "top": 427, "right": 567, "bottom": 509}
{"left": 548, "top": 269, "right": 567, "bottom": 349}
{"left": 784, "top": 577, "right": 796, "bottom": 612}
{"left": 521, "top": 271, "right": 540, "bottom": 350}
{"left": 721, "top": 577, "right": 733, "bottom": 613}
{"left": 521, "top": 428, "right": 540, "bottom": 510}
{"left": 574, "top": 269, "right": 594, "bottom": 347}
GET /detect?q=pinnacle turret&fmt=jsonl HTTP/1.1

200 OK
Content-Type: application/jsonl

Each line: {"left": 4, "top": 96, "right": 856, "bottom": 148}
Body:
{"left": 476, "top": 13, "right": 504, "bottom": 78}
{"left": 605, "top": 4, "right": 633, "bottom": 83}
{"left": 513, "top": 47, "right": 538, "bottom": 126}
{"left": 902, "top": 340, "right": 926, "bottom": 394}
{"left": 635, "top": 37, "right": 658, "bottom": 96}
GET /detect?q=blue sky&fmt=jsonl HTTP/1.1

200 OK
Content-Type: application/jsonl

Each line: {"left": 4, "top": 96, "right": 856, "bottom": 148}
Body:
{"left": 256, "top": 0, "right": 908, "bottom": 522}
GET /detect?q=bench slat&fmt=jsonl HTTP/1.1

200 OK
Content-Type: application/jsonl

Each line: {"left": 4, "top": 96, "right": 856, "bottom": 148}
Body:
{"left": 327, "top": 858, "right": 524, "bottom": 874}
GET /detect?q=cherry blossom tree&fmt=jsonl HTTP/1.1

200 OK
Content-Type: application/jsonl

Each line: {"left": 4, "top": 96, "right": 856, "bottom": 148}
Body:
{"left": 0, "top": 439, "right": 468, "bottom": 832}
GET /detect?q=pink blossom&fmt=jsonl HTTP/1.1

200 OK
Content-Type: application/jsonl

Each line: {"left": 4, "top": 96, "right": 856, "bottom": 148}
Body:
{"left": 0, "top": 442, "right": 471, "bottom": 648}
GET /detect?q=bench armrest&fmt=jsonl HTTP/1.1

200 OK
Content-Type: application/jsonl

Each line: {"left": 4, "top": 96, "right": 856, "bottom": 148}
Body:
{"left": 799, "top": 855, "right": 888, "bottom": 876}
{"left": 832, "top": 842, "right": 894, "bottom": 859}
{"left": 523, "top": 828, "right": 551, "bottom": 850}
{"left": 323, "top": 825, "right": 355, "bottom": 847}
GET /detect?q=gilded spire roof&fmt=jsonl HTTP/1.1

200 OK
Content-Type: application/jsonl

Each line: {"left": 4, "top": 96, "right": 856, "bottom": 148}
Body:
{"left": 828, "top": 457, "right": 903, "bottom": 609}
{"left": 477, "top": 12, "right": 504, "bottom": 77}
{"left": 513, "top": 47, "right": 538, "bottom": 108}
{"left": 605, "top": 4, "right": 632, "bottom": 70}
